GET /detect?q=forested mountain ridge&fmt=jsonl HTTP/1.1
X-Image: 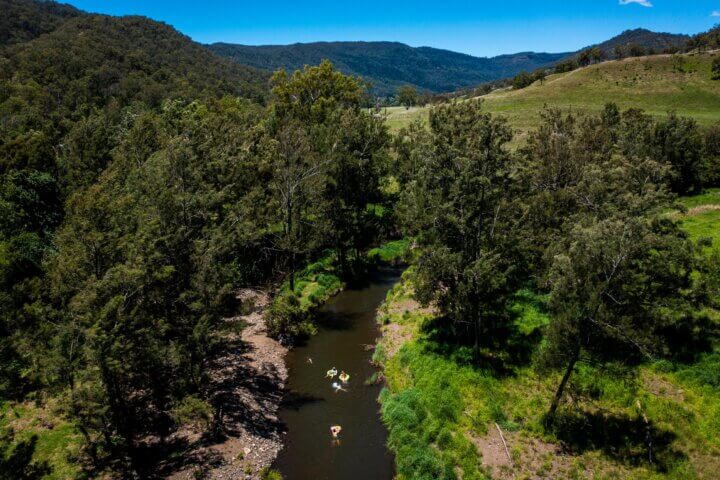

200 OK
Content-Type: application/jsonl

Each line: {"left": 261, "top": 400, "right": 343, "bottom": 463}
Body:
{"left": 587, "top": 28, "right": 690, "bottom": 58}
{"left": 208, "top": 41, "right": 570, "bottom": 95}
{"left": 0, "top": 0, "right": 82, "bottom": 45}
{"left": 0, "top": 6, "right": 269, "bottom": 178}
{"left": 208, "top": 29, "right": 690, "bottom": 96}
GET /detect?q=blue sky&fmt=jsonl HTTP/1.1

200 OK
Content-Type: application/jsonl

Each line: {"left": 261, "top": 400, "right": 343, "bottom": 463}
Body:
{"left": 64, "top": 1, "right": 720, "bottom": 57}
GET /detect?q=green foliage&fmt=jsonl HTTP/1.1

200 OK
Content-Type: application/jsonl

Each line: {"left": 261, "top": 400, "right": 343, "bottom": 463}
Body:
{"left": 0, "top": 0, "right": 81, "bottom": 46}
{"left": 259, "top": 468, "right": 284, "bottom": 480}
{"left": 397, "top": 85, "right": 418, "bottom": 108}
{"left": 712, "top": 57, "right": 720, "bottom": 80}
{"left": 554, "top": 59, "right": 577, "bottom": 74}
{"left": 688, "top": 26, "right": 720, "bottom": 51}
{"left": 400, "top": 100, "right": 523, "bottom": 352}
{"left": 170, "top": 396, "right": 213, "bottom": 430}
{"left": 367, "top": 239, "right": 411, "bottom": 264}
{"left": 512, "top": 70, "right": 534, "bottom": 90}
{"left": 654, "top": 112, "right": 705, "bottom": 195}
{"left": 271, "top": 60, "right": 366, "bottom": 123}
{"left": 267, "top": 291, "right": 311, "bottom": 338}
{"left": 268, "top": 253, "right": 343, "bottom": 337}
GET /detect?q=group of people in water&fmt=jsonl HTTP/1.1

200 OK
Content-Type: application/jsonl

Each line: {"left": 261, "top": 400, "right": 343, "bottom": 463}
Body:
{"left": 304, "top": 357, "right": 352, "bottom": 440}
{"left": 325, "top": 365, "right": 350, "bottom": 439}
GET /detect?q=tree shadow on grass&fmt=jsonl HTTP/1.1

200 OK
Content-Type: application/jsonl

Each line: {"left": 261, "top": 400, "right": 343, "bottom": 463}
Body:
{"left": 417, "top": 313, "right": 543, "bottom": 377}
{"left": 549, "top": 408, "right": 685, "bottom": 472}
{"left": 0, "top": 433, "right": 52, "bottom": 480}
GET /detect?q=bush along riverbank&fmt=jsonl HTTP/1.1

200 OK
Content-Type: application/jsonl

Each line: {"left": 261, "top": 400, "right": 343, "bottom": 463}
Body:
{"left": 375, "top": 268, "right": 720, "bottom": 480}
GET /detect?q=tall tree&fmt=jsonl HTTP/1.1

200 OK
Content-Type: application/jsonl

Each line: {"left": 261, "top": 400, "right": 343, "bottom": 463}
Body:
{"left": 403, "top": 101, "right": 522, "bottom": 353}
{"left": 542, "top": 215, "right": 705, "bottom": 422}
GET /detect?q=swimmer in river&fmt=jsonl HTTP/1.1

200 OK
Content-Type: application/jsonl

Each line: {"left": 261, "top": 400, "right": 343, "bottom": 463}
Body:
{"left": 306, "top": 357, "right": 313, "bottom": 364}
{"left": 338, "top": 371, "right": 350, "bottom": 383}
{"left": 331, "top": 382, "right": 346, "bottom": 392}
{"left": 326, "top": 367, "right": 338, "bottom": 378}
{"left": 330, "top": 425, "right": 342, "bottom": 438}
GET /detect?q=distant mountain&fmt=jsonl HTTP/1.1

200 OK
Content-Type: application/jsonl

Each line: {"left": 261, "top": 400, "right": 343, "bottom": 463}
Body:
{"left": 0, "top": 0, "right": 83, "bottom": 45}
{"left": 208, "top": 41, "right": 570, "bottom": 96}
{"left": 586, "top": 28, "right": 690, "bottom": 57}
{"left": 209, "top": 29, "right": 692, "bottom": 96}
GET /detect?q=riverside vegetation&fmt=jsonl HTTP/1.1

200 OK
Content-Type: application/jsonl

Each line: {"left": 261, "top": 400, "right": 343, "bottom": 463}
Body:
{"left": 1, "top": 1, "right": 720, "bottom": 478}
{"left": 376, "top": 100, "right": 720, "bottom": 479}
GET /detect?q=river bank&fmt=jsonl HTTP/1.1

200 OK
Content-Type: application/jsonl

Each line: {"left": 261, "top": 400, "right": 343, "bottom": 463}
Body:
{"left": 168, "top": 289, "right": 288, "bottom": 480}
{"left": 168, "top": 243, "right": 410, "bottom": 479}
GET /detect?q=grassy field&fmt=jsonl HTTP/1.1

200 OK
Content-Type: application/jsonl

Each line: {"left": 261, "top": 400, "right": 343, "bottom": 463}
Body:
{"left": 377, "top": 270, "right": 720, "bottom": 480}
{"left": 385, "top": 52, "right": 720, "bottom": 143}
{"left": 1, "top": 401, "right": 84, "bottom": 479}
{"left": 676, "top": 188, "right": 720, "bottom": 253}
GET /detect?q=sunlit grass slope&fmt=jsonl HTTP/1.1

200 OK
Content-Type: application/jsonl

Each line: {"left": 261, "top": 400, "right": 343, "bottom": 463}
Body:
{"left": 386, "top": 52, "right": 720, "bottom": 140}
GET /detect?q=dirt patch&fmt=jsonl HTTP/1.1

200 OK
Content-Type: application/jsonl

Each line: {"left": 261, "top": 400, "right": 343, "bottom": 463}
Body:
{"left": 164, "top": 289, "right": 288, "bottom": 480}
{"left": 687, "top": 205, "right": 720, "bottom": 216}
{"left": 470, "top": 426, "right": 586, "bottom": 480}
{"left": 381, "top": 322, "right": 413, "bottom": 358}
{"left": 643, "top": 372, "right": 685, "bottom": 403}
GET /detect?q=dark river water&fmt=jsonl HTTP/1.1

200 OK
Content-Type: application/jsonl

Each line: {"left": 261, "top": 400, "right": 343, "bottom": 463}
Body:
{"left": 272, "top": 268, "right": 399, "bottom": 480}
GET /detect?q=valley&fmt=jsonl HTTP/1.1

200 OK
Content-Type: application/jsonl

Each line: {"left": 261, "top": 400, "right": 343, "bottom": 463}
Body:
{"left": 1, "top": 1, "right": 719, "bottom": 480}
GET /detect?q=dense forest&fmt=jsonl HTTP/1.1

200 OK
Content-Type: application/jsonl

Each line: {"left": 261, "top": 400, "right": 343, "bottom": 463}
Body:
{"left": 208, "top": 41, "right": 570, "bottom": 97}
{"left": 1, "top": 1, "right": 720, "bottom": 478}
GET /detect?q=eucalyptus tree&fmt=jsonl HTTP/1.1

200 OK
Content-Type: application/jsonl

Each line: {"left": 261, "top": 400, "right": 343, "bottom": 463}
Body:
{"left": 542, "top": 215, "right": 703, "bottom": 422}
{"left": 403, "top": 100, "right": 523, "bottom": 353}
{"left": 267, "top": 60, "right": 389, "bottom": 280}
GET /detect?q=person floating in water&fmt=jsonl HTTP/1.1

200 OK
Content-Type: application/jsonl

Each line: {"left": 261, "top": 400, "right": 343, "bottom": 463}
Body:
{"left": 331, "top": 382, "right": 346, "bottom": 392}
{"left": 326, "top": 367, "right": 338, "bottom": 378}
{"left": 306, "top": 357, "right": 313, "bottom": 364}
{"left": 330, "top": 425, "right": 342, "bottom": 438}
{"left": 338, "top": 371, "right": 350, "bottom": 383}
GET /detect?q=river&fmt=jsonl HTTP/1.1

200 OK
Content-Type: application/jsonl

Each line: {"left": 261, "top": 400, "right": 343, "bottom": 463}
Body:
{"left": 272, "top": 267, "right": 399, "bottom": 480}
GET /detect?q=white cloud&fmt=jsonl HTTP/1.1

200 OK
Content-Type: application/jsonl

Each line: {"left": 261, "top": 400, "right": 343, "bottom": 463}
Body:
{"left": 712, "top": 10, "right": 720, "bottom": 17}
{"left": 619, "top": 0, "right": 654, "bottom": 7}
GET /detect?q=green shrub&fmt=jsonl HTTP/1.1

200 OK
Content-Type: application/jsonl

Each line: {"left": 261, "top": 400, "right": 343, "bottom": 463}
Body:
{"left": 259, "top": 467, "right": 283, "bottom": 480}
{"left": 170, "top": 395, "right": 213, "bottom": 430}
{"left": 266, "top": 291, "right": 312, "bottom": 338}
{"left": 367, "top": 239, "right": 411, "bottom": 263}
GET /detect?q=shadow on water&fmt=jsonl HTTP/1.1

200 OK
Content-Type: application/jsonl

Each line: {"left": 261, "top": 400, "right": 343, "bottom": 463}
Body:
{"left": 272, "top": 267, "right": 400, "bottom": 480}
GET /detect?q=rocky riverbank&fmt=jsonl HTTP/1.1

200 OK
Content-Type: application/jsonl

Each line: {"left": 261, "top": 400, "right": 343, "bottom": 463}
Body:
{"left": 168, "top": 289, "right": 288, "bottom": 480}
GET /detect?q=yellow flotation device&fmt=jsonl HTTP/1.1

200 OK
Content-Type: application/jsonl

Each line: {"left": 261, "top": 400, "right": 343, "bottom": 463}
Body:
{"left": 339, "top": 371, "right": 350, "bottom": 383}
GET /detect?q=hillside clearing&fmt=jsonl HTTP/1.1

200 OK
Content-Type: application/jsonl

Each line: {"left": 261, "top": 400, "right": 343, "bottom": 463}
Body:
{"left": 386, "top": 52, "right": 720, "bottom": 142}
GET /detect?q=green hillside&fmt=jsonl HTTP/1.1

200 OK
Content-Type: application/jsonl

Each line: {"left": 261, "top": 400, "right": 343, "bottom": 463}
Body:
{"left": 209, "top": 41, "right": 568, "bottom": 96}
{"left": 0, "top": 0, "right": 82, "bottom": 45}
{"left": 386, "top": 52, "right": 720, "bottom": 137}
